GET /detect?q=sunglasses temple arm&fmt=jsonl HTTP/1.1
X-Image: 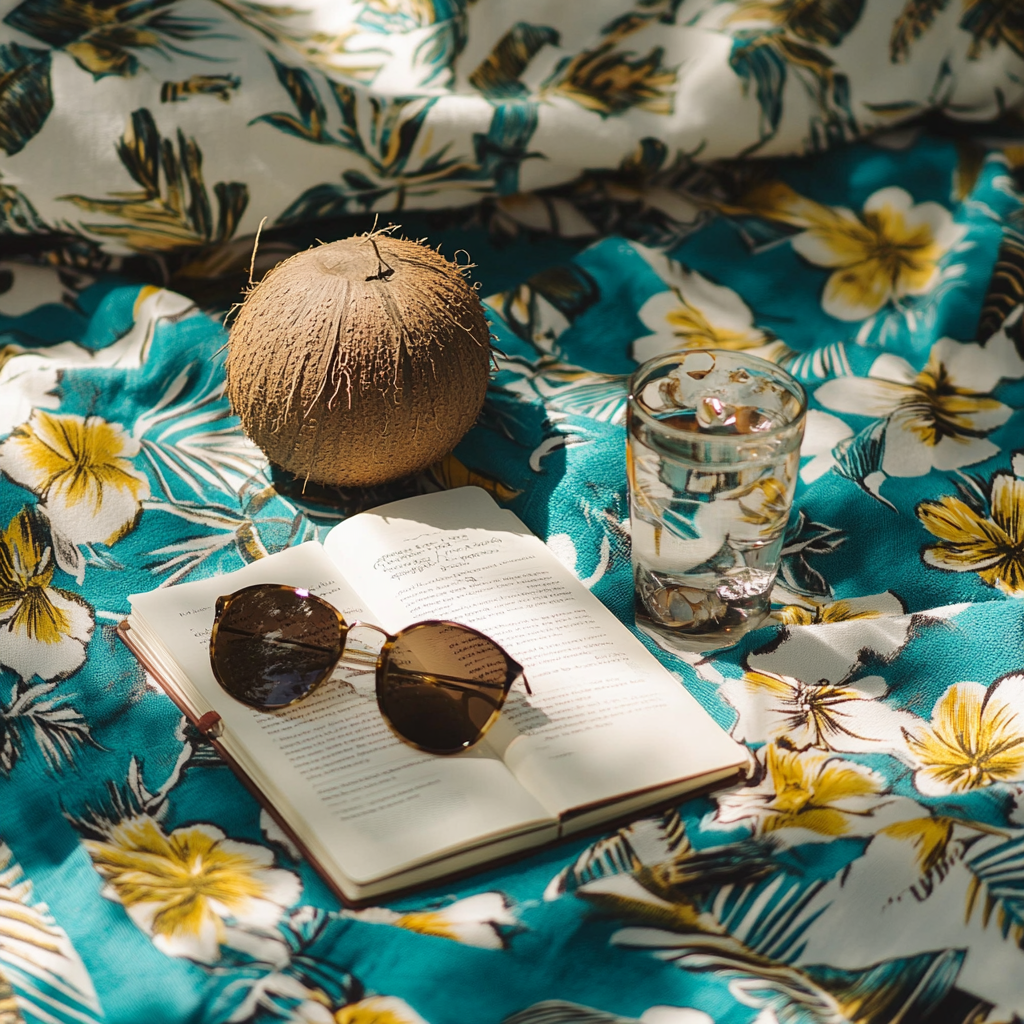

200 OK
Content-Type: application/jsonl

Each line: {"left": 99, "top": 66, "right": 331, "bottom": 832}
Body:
{"left": 517, "top": 667, "right": 532, "bottom": 695}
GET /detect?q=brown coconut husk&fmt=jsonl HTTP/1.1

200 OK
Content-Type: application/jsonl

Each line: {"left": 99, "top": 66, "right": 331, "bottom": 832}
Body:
{"left": 226, "top": 231, "right": 492, "bottom": 488}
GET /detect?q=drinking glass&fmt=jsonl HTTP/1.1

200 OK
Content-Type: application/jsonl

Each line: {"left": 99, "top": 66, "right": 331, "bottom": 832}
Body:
{"left": 627, "top": 349, "right": 807, "bottom": 652}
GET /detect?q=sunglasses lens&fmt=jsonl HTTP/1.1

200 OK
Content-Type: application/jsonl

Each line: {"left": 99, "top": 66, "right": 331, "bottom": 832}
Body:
{"left": 378, "top": 623, "right": 515, "bottom": 754}
{"left": 211, "top": 586, "right": 343, "bottom": 709}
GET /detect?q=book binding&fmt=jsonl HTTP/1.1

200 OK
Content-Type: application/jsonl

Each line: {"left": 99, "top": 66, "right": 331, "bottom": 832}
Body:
{"left": 116, "top": 620, "right": 356, "bottom": 907}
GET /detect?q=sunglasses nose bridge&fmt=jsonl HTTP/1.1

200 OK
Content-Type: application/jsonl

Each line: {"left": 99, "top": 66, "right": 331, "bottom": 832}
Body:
{"left": 347, "top": 620, "right": 389, "bottom": 639}
{"left": 338, "top": 620, "right": 390, "bottom": 671}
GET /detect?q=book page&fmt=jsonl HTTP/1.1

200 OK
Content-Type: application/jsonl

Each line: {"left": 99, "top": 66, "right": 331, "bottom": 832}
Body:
{"left": 323, "top": 488, "right": 745, "bottom": 818}
{"left": 128, "top": 543, "right": 555, "bottom": 888}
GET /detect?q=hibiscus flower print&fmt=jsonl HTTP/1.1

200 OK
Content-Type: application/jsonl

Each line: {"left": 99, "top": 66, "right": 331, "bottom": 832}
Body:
{"left": 84, "top": 815, "right": 301, "bottom": 962}
{"left": 734, "top": 474, "right": 794, "bottom": 539}
{"left": 902, "top": 674, "right": 1024, "bottom": 796}
{"left": 343, "top": 891, "right": 517, "bottom": 949}
{"left": 917, "top": 471, "right": 1024, "bottom": 595}
{"left": 0, "top": 410, "right": 149, "bottom": 547}
{"left": 720, "top": 666, "right": 918, "bottom": 754}
{"left": 332, "top": 996, "right": 428, "bottom": 1024}
{"left": 741, "top": 182, "right": 966, "bottom": 321}
{"left": 712, "top": 742, "right": 889, "bottom": 843}
{"left": 774, "top": 590, "right": 905, "bottom": 626}
{"left": 633, "top": 267, "right": 768, "bottom": 364}
{"left": 0, "top": 507, "right": 93, "bottom": 682}
{"left": 815, "top": 336, "right": 1021, "bottom": 479}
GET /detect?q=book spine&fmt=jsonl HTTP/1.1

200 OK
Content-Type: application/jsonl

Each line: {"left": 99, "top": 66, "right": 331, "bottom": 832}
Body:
{"left": 115, "top": 620, "right": 354, "bottom": 907}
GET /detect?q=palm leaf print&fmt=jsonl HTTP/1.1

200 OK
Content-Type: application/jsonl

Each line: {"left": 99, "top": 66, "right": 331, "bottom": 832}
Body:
{"left": 469, "top": 23, "right": 560, "bottom": 99}
{"left": 503, "top": 1002, "right": 638, "bottom": 1024}
{"left": 356, "top": 0, "right": 461, "bottom": 33}
{"left": 211, "top": 0, "right": 386, "bottom": 84}
{"left": 599, "top": 875, "right": 837, "bottom": 1020}
{"left": 506, "top": 359, "right": 631, "bottom": 423}
{"left": 881, "top": 815, "right": 1006, "bottom": 903}
{"left": 542, "top": 6, "right": 679, "bottom": 117}
{"left": 977, "top": 228, "right": 1024, "bottom": 342}
{"left": 0, "top": 178, "right": 47, "bottom": 234}
{"left": 160, "top": 73, "right": 241, "bottom": 104}
{"left": 260, "top": 49, "right": 546, "bottom": 211}
{"left": 548, "top": 809, "right": 776, "bottom": 900}
{"left": 251, "top": 51, "right": 332, "bottom": 144}
{"left": 890, "top": 0, "right": 952, "bottom": 62}
{"left": 0, "top": 842, "right": 102, "bottom": 1023}
{"left": 778, "top": 510, "right": 847, "bottom": 597}
{"left": 0, "top": 43, "right": 52, "bottom": 157}
{"left": 61, "top": 108, "right": 249, "bottom": 251}
{"left": 274, "top": 69, "right": 482, "bottom": 217}
{"left": 800, "top": 949, "right": 966, "bottom": 1024}
{"left": 777, "top": 0, "right": 867, "bottom": 45}
{"left": 0, "top": 680, "right": 94, "bottom": 776}
{"left": 412, "top": 5, "right": 469, "bottom": 87}
{"left": 961, "top": 0, "right": 1024, "bottom": 60}
{"left": 730, "top": 31, "right": 788, "bottom": 139}
{"left": 492, "top": 262, "right": 600, "bottom": 350}
{"left": 609, "top": 870, "right": 964, "bottom": 1024}
{"left": 545, "top": 828, "right": 645, "bottom": 901}
{"left": 964, "top": 832, "right": 1024, "bottom": 943}
{"left": 547, "top": 41, "right": 677, "bottom": 117}
{"left": 726, "top": 0, "right": 864, "bottom": 152}
{"left": 3, "top": 0, "right": 226, "bottom": 79}
{"left": 0, "top": 971, "right": 19, "bottom": 1024}
{"left": 833, "top": 422, "right": 896, "bottom": 512}
{"left": 471, "top": 99, "right": 542, "bottom": 194}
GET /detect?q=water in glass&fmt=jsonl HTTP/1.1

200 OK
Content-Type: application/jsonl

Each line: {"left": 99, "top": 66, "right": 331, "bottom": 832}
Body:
{"left": 627, "top": 350, "right": 806, "bottom": 651}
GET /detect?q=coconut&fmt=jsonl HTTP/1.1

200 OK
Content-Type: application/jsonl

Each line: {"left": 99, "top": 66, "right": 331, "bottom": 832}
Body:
{"left": 226, "top": 233, "right": 492, "bottom": 488}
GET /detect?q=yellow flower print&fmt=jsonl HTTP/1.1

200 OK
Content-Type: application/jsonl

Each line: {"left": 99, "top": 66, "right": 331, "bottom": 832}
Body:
{"left": 777, "top": 600, "right": 881, "bottom": 626}
{"left": 84, "top": 816, "right": 300, "bottom": 963}
{"left": 344, "top": 891, "right": 517, "bottom": 949}
{"left": 735, "top": 476, "right": 793, "bottom": 538}
{"left": 902, "top": 675, "right": 1024, "bottom": 796}
{"left": 0, "top": 410, "right": 149, "bottom": 547}
{"left": 880, "top": 816, "right": 958, "bottom": 877}
{"left": 714, "top": 743, "right": 888, "bottom": 841}
{"left": 741, "top": 182, "right": 966, "bottom": 320}
{"left": 334, "top": 996, "right": 428, "bottom": 1024}
{"left": 774, "top": 590, "right": 906, "bottom": 626}
{"left": 0, "top": 507, "right": 93, "bottom": 682}
{"left": 877, "top": 812, "right": 1003, "bottom": 880}
{"left": 764, "top": 747, "right": 881, "bottom": 834}
{"left": 917, "top": 472, "right": 1024, "bottom": 596}
{"left": 633, "top": 265, "right": 768, "bottom": 364}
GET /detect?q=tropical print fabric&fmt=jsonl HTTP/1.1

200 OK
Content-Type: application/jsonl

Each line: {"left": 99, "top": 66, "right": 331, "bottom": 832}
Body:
{"left": 0, "top": 0, "right": 1023, "bottom": 261}
{"left": 4, "top": 3, "right": 1024, "bottom": 1024}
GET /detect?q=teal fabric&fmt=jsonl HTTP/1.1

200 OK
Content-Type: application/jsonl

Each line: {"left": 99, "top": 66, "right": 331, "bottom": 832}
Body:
{"left": 3, "top": 1, "right": 1024, "bottom": 1014}
{"left": 4, "top": 124, "right": 1024, "bottom": 1024}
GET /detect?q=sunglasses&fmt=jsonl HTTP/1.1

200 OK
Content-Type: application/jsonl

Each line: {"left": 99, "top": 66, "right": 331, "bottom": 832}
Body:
{"left": 209, "top": 584, "right": 530, "bottom": 755}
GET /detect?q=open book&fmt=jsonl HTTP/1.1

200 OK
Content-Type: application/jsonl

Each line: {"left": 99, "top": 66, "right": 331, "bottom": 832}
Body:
{"left": 122, "top": 487, "right": 746, "bottom": 903}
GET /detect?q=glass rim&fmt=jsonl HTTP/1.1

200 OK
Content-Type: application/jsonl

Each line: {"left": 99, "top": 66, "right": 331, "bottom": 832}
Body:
{"left": 627, "top": 348, "right": 808, "bottom": 443}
